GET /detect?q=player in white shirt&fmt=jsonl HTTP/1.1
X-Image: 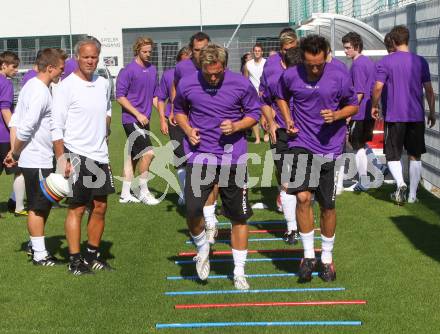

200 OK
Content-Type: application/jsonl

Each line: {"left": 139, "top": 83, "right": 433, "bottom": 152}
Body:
{"left": 4, "top": 48, "right": 67, "bottom": 266}
{"left": 52, "top": 38, "right": 115, "bottom": 275}
{"left": 244, "top": 43, "right": 267, "bottom": 144}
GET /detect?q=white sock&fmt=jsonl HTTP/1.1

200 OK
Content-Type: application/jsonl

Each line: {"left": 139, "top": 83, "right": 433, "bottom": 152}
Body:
{"left": 203, "top": 204, "right": 217, "bottom": 229}
{"left": 13, "top": 174, "right": 26, "bottom": 212}
{"left": 336, "top": 164, "right": 344, "bottom": 190}
{"left": 30, "top": 236, "right": 48, "bottom": 261}
{"left": 121, "top": 181, "right": 132, "bottom": 198}
{"left": 299, "top": 230, "right": 315, "bottom": 258}
{"left": 388, "top": 161, "right": 405, "bottom": 187}
{"left": 190, "top": 230, "right": 209, "bottom": 255}
{"left": 176, "top": 168, "right": 186, "bottom": 199}
{"left": 409, "top": 160, "right": 422, "bottom": 199}
{"left": 280, "top": 190, "right": 297, "bottom": 231}
{"left": 365, "top": 145, "right": 381, "bottom": 169}
{"left": 232, "top": 248, "right": 247, "bottom": 277}
{"left": 321, "top": 234, "right": 335, "bottom": 264}
{"left": 355, "top": 148, "right": 368, "bottom": 182}
{"left": 139, "top": 178, "right": 149, "bottom": 194}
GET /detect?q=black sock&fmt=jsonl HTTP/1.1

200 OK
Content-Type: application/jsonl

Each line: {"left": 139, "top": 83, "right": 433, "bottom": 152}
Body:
{"left": 85, "top": 244, "right": 98, "bottom": 262}
{"left": 69, "top": 253, "right": 81, "bottom": 262}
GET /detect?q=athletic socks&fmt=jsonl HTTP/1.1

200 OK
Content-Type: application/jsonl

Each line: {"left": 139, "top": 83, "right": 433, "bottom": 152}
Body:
{"left": 13, "top": 174, "right": 26, "bottom": 212}
{"left": 321, "top": 234, "right": 335, "bottom": 264}
{"left": 280, "top": 190, "right": 297, "bottom": 231}
{"left": 176, "top": 167, "right": 186, "bottom": 199}
{"left": 355, "top": 148, "right": 368, "bottom": 185}
{"left": 84, "top": 244, "right": 99, "bottom": 263}
{"left": 409, "top": 160, "right": 422, "bottom": 199}
{"left": 232, "top": 248, "right": 247, "bottom": 277}
{"left": 191, "top": 230, "right": 210, "bottom": 255}
{"left": 388, "top": 160, "right": 405, "bottom": 187}
{"left": 121, "top": 181, "right": 132, "bottom": 198}
{"left": 139, "top": 178, "right": 149, "bottom": 194}
{"left": 299, "top": 230, "right": 315, "bottom": 259}
{"left": 203, "top": 204, "right": 217, "bottom": 229}
{"left": 30, "top": 236, "right": 48, "bottom": 261}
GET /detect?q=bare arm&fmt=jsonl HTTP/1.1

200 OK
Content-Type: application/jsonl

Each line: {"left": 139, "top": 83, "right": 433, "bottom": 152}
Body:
{"left": 157, "top": 100, "right": 169, "bottom": 135}
{"left": 371, "top": 81, "right": 384, "bottom": 120}
{"left": 1, "top": 109, "right": 12, "bottom": 127}
{"left": 117, "top": 96, "right": 148, "bottom": 126}
{"left": 175, "top": 112, "right": 200, "bottom": 146}
{"left": 424, "top": 81, "right": 436, "bottom": 128}
{"left": 276, "top": 98, "right": 298, "bottom": 135}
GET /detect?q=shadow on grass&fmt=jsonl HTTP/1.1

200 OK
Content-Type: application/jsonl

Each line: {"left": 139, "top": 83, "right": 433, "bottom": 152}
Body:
{"left": 18, "top": 236, "right": 115, "bottom": 263}
{"left": 391, "top": 215, "right": 440, "bottom": 263}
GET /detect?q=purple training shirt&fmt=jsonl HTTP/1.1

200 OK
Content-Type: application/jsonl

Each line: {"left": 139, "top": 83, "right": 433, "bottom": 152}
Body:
{"left": 276, "top": 62, "right": 358, "bottom": 157}
{"left": 330, "top": 57, "right": 348, "bottom": 74}
{"left": 21, "top": 69, "right": 38, "bottom": 88}
{"left": 376, "top": 51, "right": 430, "bottom": 122}
{"left": 156, "top": 68, "right": 174, "bottom": 118}
{"left": 174, "top": 70, "right": 262, "bottom": 165}
{"left": 350, "top": 55, "right": 375, "bottom": 121}
{"left": 116, "top": 59, "right": 158, "bottom": 124}
{"left": 61, "top": 58, "right": 78, "bottom": 80}
{"left": 0, "top": 75, "right": 14, "bottom": 143}
{"left": 174, "top": 58, "right": 199, "bottom": 86}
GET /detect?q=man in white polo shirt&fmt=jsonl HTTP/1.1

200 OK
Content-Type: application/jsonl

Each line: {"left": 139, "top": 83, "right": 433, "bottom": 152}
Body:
{"left": 52, "top": 37, "right": 114, "bottom": 275}
{"left": 4, "top": 48, "right": 67, "bottom": 266}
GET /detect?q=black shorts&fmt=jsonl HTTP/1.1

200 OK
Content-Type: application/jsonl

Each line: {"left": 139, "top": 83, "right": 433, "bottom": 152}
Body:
{"left": 283, "top": 147, "right": 337, "bottom": 209}
{"left": 384, "top": 122, "right": 426, "bottom": 161}
{"left": 185, "top": 163, "right": 253, "bottom": 222}
{"left": 168, "top": 120, "right": 186, "bottom": 167}
{"left": 21, "top": 167, "right": 53, "bottom": 213}
{"left": 67, "top": 152, "right": 115, "bottom": 206}
{"left": 270, "top": 128, "right": 289, "bottom": 184}
{"left": 348, "top": 119, "right": 375, "bottom": 150}
{"left": 123, "top": 122, "right": 153, "bottom": 160}
{"left": 0, "top": 142, "right": 20, "bottom": 174}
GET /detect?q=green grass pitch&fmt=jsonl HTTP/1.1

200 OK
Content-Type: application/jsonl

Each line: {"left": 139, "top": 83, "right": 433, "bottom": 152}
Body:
{"left": 0, "top": 103, "right": 439, "bottom": 333}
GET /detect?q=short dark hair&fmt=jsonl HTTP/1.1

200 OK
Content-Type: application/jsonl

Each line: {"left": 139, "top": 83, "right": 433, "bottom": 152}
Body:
{"left": 384, "top": 32, "right": 395, "bottom": 53}
{"left": 278, "top": 27, "right": 295, "bottom": 38}
{"left": 176, "top": 46, "right": 191, "bottom": 62}
{"left": 342, "top": 32, "right": 363, "bottom": 52}
{"left": 253, "top": 43, "right": 263, "bottom": 51}
{"left": 189, "top": 31, "right": 211, "bottom": 49}
{"left": 300, "top": 35, "right": 328, "bottom": 57}
{"left": 0, "top": 51, "right": 19, "bottom": 67}
{"left": 389, "top": 25, "right": 409, "bottom": 46}
{"left": 36, "top": 48, "right": 68, "bottom": 72}
{"left": 284, "top": 47, "right": 303, "bottom": 68}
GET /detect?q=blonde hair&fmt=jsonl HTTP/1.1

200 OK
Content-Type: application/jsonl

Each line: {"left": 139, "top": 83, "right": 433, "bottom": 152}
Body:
{"left": 199, "top": 44, "right": 227, "bottom": 68}
{"left": 280, "top": 31, "right": 298, "bottom": 47}
{"left": 133, "top": 37, "right": 154, "bottom": 56}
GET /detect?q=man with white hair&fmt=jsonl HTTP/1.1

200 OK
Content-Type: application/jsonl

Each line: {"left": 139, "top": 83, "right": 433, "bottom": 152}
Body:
{"left": 52, "top": 37, "right": 114, "bottom": 275}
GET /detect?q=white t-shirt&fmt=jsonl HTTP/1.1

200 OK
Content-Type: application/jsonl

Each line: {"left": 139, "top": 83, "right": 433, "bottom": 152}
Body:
{"left": 11, "top": 77, "right": 53, "bottom": 169}
{"left": 51, "top": 73, "right": 111, "bottom": 163}
{"left": 246, "top": 58, "right": 266, "bottom": 92}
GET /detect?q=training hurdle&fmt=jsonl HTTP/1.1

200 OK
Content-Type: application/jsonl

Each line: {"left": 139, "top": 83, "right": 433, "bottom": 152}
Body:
{"left": 178, "top": 248, "right": 321, "bottom": 257}
{"left": 175, "top": 299, "right": 367, "bottom": 309}
{"left": 167, "top": 272, "right": 319, "bottom": 280}
{"left": 156, "top": 320, "right": 362, "bottom": 328}
{"left": 165, "top": 287, "right": 345, "bottom": 296}
{"left": 174, "top": 257, "right": 308, "bottom": 264}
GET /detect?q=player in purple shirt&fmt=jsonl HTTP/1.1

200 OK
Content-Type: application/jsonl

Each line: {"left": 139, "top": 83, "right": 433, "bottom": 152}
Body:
{"left": 342, "top": 32, "right": 377, "bottom": 192}
{"left": 116, "top": 37, "right": 159, "bottom": 205}
{"left": 175, "top": 44, "right": 262, "bottom": 290}
{"left": 0, "top": 51, "right": 27, "bottom": 217}
{"left": 372, "top": 25, "right": 436, "bottom": 204}
{"left": 173, "top": 32, "right": 220, "bottom": 244}
{"left": 261, "top": 32, "right": 300, "bottom": 246}
{"left": 276, "top": 35, "right": 358, "bottom": 283}
{"left": 260, "top": 28, "right": 298, "bottom": 222}
{"left": 61, "top": 57, "right": 78, "bottom": 80}
{"left": 157, "top": 46, "right": 191, "bottom": 205}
